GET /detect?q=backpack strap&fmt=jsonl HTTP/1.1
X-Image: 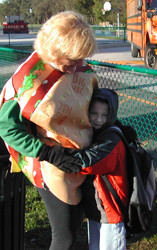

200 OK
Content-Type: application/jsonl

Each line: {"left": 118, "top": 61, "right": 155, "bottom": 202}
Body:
{"left": 102, "top": 175, "right": 127, "bottom": 218}
{"left": 102, "top": 125, "right": 130, "bottom": 220}
{"left": 106, "top": 125, "right": 129, "bottom": 145}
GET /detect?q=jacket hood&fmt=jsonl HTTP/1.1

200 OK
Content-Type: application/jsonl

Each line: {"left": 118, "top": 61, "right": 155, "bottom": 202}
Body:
{"left": 90, "top": 88, "right": 118, "bottom": 132}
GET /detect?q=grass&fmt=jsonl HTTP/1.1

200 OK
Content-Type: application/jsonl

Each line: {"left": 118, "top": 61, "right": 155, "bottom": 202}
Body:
{"left": 25, "top": 183, "right": 157, "bottom": 250}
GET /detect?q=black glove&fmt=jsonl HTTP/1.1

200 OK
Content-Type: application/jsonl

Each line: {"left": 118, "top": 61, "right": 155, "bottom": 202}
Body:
{"left": 38, "top": 144, "right": 82, "bottom": 173}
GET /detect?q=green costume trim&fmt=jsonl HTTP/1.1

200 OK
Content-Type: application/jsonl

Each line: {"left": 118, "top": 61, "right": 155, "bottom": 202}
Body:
{"left": 0, "top": 100, "right": 43, "bottom": 158}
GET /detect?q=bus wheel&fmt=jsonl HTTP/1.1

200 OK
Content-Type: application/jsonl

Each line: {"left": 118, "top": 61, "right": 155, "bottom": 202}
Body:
{"left": 131, "top": 42, "right": 139, "bottom": 57}
{"left": 144, "top": 42, "right": 157, "bottom": 69}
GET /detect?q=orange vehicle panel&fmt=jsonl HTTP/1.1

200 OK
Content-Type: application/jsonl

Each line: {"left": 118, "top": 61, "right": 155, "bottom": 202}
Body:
{"left": 127, "top": 0, "right": 157, "bottom": 58}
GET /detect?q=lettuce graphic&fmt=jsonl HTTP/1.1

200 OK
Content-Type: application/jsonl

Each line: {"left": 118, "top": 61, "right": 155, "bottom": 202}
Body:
{"left": 18, "top": 154, "right": 28, "bottom": 170}
{"left": 17, "top": 60, "right": 45, "bottom": 98}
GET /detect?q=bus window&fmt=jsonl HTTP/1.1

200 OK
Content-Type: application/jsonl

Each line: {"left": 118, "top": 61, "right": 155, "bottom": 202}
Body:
{"left": 147, "top": 0, "right": 157, "bottom": 9}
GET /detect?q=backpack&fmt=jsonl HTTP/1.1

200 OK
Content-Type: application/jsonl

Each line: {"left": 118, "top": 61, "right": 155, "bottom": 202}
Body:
{"left": 102, "top": 125, "right": 157, "bottom": 237}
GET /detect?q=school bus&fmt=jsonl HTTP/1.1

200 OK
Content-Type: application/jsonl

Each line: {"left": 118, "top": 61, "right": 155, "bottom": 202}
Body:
{"left": 2, "top": 16, "right": 28, "bottom": 34}
{"left": 127, "top": 0, "right": 157, "bottom": 69}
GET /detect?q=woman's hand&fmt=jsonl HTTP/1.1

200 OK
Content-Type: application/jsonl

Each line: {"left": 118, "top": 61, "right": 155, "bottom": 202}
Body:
{"left": 38, "top": 145, "right": 82, "bottom": 173}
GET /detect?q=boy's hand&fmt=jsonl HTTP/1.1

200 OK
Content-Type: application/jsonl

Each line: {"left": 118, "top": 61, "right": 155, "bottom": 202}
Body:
{"left": 38, "top": 145, "right": 82, "bottom": 173}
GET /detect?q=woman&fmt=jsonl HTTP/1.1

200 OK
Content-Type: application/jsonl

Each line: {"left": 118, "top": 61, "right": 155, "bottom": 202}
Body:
{"left": 0, "top": 11, "right": 98, "bottom": 250}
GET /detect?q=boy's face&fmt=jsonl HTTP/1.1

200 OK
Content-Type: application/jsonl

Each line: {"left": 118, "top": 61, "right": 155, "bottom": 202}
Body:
{"left": 89, "top": 100, "right": 109, "bottom": 129}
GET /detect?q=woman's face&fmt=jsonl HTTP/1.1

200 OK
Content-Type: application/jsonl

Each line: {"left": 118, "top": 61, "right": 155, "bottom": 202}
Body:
{"left": 54, "top": 58, "right": 84, "bottom": 73}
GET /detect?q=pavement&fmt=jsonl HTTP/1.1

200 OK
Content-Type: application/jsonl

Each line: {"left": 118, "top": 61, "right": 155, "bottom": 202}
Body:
{"left": 90, "top": 39, "right": 145, "bottom": 67}
{"left": 96, "top": 38, "right": 130, "bottom": 49}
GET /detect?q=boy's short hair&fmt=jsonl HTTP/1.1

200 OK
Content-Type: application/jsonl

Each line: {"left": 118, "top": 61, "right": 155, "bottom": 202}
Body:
{"left": 89, "top": 97, "right": 109, "bottom": 110}
{"left": 34, "top": 11, "right": 97, "bottom": 64}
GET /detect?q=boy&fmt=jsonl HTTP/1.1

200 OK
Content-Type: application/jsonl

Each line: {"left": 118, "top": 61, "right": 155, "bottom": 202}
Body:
{"left": 76, "top": 88, "right": 128, "bottom": 250}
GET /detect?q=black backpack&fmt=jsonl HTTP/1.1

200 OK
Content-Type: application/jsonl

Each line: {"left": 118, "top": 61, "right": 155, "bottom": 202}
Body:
{"left": 102, "top": 125, "right": 157, "bottom": 238}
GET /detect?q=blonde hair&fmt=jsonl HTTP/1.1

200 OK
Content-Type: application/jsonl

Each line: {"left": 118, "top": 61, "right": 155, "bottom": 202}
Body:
{"left": 34, "top": 11, "right": 96, "bottom": 64}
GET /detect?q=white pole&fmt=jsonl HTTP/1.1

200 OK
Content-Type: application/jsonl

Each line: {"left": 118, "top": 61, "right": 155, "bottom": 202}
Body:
{"left": 117, "top": 12, "right": 119, "bottom": 37}
{"left": 103, "top": 3, "right": 119, "bottom": 37}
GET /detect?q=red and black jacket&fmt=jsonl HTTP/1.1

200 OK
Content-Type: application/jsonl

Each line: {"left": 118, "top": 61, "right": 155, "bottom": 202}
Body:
{"left": 76, "top": 89, "right": 129, "bottom": 223}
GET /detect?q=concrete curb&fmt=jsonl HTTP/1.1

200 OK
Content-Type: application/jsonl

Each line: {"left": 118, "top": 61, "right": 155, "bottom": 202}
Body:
{"left": 97, "top": 41, "right": 130, "bottom": 49}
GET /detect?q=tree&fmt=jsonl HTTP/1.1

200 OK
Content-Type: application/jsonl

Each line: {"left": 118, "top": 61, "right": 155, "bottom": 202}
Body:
{"left": 74, "top": 0, "right": 95, "bottom": 23}
{"left": 0, "top": 0, "right": 127, "bottom": 25}
{"left": 92, "top": 0, "right": 111, "bottom": 24}
{"left": 32, "top": 0, "right": 52, "bottom": 23}
{"left": 20, "top": 0, "right": 33, "bottom": 24}
{"left": 62, "top": 0, "right": 77, "bottom": 11}
{"left": 0, "top": 1, "right": 16, "bottom": 23}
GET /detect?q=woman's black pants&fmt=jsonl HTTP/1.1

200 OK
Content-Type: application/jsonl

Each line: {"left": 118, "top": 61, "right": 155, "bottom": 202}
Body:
{"left": 36, "top": 186, "right": 84, "bottom": 250}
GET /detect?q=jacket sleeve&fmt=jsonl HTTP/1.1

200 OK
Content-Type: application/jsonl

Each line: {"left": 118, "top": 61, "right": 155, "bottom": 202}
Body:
{"left": 76, "top": 133, "right": 124, "bottom": 175}
{"left": 0, "top": 100, "right": 43, "bottom": 158}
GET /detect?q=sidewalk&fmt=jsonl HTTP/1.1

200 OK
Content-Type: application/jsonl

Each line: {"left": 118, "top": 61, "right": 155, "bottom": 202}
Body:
{"left": 96, "top": 38, "right": 130, "bottom": 49}
{"left": 88, "top": 38, "right": 144, "bottom": 66}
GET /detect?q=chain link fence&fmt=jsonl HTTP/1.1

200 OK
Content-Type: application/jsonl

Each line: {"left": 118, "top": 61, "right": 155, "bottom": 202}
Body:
{"left": 92, "top": 26, "right": 127, "bottom": 41}
{"left": 0, "top": 47, "right": 157, "bottom": 170}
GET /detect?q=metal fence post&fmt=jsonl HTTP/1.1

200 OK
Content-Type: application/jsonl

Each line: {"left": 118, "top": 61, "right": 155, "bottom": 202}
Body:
{"left": 0, "top": 138, "right": 26, "bottom": 250}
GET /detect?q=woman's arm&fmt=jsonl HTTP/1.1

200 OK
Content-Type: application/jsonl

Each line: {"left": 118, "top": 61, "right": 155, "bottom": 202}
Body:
{"left": 0, "top": 100, "right": 82, "bottom": 172}
{"left": 0, "top": 100, "right": 43, "bottom": 158}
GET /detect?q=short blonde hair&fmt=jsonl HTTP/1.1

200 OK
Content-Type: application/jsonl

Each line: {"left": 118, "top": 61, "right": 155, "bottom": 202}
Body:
{"left": 34, "top": 11, "right": 96, "bottom": 64}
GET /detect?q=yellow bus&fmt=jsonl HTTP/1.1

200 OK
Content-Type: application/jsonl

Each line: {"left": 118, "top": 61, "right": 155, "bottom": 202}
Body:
{"left": 127, "top": 0, "right": 157, "bottom": 69}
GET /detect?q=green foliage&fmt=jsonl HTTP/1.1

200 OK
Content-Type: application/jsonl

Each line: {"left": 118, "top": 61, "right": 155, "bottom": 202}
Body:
{"left": 32, "top": 0, "right": 59, "bottom": 24}
{"left": 74, "top": 0, "right": 95, "bottom": 23}
{"left": 92, "top": 0, "right": 104, "bottom": 24}
{"left": 0, "top": 0, "right": 127, "bottom": 25}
